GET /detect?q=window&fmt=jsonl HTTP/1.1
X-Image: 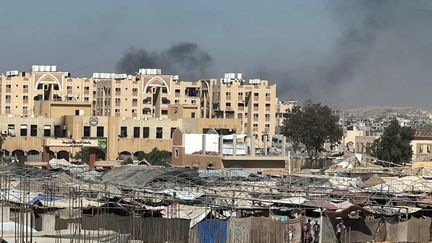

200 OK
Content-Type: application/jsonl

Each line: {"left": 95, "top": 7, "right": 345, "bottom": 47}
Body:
{"left": 84, "top": 97, "right": 89, "bottom": 102}
{"left": 226, "top": 92, "right": 231, "bottom": 96}
{"left": 162, "top": 110, "right": 168, "bottom": 115}
{"left": 30, "top": 125, "right": 37, "bottom": 136}
{"left": 171, "top": 128, "right": 176, "bottom": 138}
{"left": 265, "top": 93, "right": 271, "bottom": 97}
{"left": 44, "top": 125, "right": 51, "bottom": 137}
{"left": 191, "top": 112, "right": 196, "bottom": 118}
{"left": 83, "top": 126, "right": 91, "bottom": 137}
{"left": 254, "top": 92, "right": 259, "bottom": 97}
{"left": 75, "top": 110, "right": 80, "bottom": 116}
{"left": 253, "top": 124, "right": 258, "bottom": 128}
{"left": 156, "top": 127, "right": 163, "bottom": 139}
{"left": 238, "top": 92, "right": 243, "bottom": 96}
{"left": 120, "top": 126, "right": 128, "bottom": 137}
{"left": 54, "top": 125, "right": 63, "bottom": 137}
{"left": 67, "top": 86, "right": 72, "bottom": 90}
{"left": 20, "top": 124, "right": 27, "bottom": 136}
{"left": 265, "top": 124, "right": 270, "bottom": 128}
{"left": 191, "top": 100, "right": 196, "bottom": 104}
{"left": 133, "top": 127, "right": 140, "bottom": 138}
{"left": 97, "top": 126, "right": 104, "bottom": 137}
{"left": 226, "top": 102, "right": 231, "bottom": 107}
{"left": 175, "top": 100, "right": 180, "bottom": 104}
{"left": 23, "top": 95, "right": 28, "bottom": 100}
{"left": 5, "top": 84, "right": 11, "bottom": 89}
{"left": 84, "top": 86, "right": 90, "bottom": 91}
{"left": 23, "top": 85, "right": 28, "bottom": 89}
{"left": 53, "top": 84, "right": 59, "bottom": 90}
{"left": 143, "top": 127, "right": 150, "bottom": 138}
{"left": 175, "top": 89, "right": 180, "bottom": 93}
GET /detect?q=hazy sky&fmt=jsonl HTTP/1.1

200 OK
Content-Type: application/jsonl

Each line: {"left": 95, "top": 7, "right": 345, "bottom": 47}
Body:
{"left": 1, "top": 0, "right": 432, "bottom": 108}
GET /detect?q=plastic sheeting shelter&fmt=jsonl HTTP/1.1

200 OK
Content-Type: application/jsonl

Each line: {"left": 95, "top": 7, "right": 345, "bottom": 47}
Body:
{"left": 102, "top": 165, "right": 199, "bottom": 188}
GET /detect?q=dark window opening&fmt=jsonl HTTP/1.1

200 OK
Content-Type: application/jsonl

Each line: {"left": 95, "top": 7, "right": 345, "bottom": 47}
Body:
{"left": 133, "top": 127, "right": 140, "bottom": 138}
{"left": 30, "top": 125, "right": 37, "bottom": 137}
{"left": 143, "top": 127, "right": 149, "bottom": 138}
{"left": 97, "top": 126, "right": 104, "bottom": 137}
{"left": 156, "top": 127, "right": 163, "bottom": 139}
{"left": 83, "top": 126, "right": 91, "bottom": 137}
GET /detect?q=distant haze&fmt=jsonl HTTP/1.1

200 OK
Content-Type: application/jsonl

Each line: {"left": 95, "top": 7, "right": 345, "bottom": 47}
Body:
{"left": 1, "top": 1, "right": 432, "bottom": 107}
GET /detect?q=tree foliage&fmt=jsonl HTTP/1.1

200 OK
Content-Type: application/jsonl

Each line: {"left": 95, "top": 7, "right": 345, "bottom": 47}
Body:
{"left": 282, "top": 102, "right": 343, "bottom": 159}
{"left": 144, "top": 148, "right": 171, "bottom": 165}
{"left": 74, "top": 148, "right": 105, "bottom": 164}
{"left": 370, "top": 119, "right": 414, "bottom": 166}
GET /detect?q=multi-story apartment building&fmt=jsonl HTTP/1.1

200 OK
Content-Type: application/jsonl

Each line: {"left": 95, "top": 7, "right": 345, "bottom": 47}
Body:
{"left": 0, "top": 66, "right": 95, "bottom": 115}
{"left": 213, "top": 73, "right": 277, "bottom": 146}
{"left": 0, "top": 66, "right": 280, "bottom": 148}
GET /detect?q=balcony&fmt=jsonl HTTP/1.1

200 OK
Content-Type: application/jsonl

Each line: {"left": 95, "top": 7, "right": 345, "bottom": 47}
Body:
{"left": 23, "top": 99, "right": 28, "bottom": 104}
{"left": 84, "top": 90, "right": 90, "bottom": 95}
{"left": 132, "top": 101, "right": 138, "bottom": 107}
{"left": 132, "top": 91, "right": 138, "bottom": 96}
{"left": 115, "top": 91, "right": 121, "bottom": 96}
{"left": 23, "top": 88, "right": 28, "bottom": 93}
{"left": 266, "top": 96, "right": 271, "bottom": 102}
{"left": 115, "top": 112, "right": 120, "bottom": 117}
{"left": 5, "top": 98, "right": 11, "bottom": 104}
{"left": 5, "top": 88, "right": 11, "bottom": 93}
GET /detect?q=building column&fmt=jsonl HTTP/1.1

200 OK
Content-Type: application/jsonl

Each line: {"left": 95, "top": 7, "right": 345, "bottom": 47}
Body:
{"left": 232, "top": 134, "right": 237, "bottom": 156}
{"left": 88, "top": 147, "right": 96, "bottom": 169}
{"left": 264, "top": 135, "right": 268, "bottom": 156}
{"left": 282, "top": 136, "right": 286, "bottom": 156}
{"left": 219, "top": 135, "right": 224, "bottom": 156}
{"left": 42, "top": 146, "right": 50, "bottom": 168}
{"left": 250, "top": 135, "right": 255, "bottom": 156}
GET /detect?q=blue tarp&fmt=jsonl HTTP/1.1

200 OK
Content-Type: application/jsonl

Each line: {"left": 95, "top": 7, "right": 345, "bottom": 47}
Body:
{"left": 30, "top": 193, "right": 63, "bottom": 205}
{"left": 198, "top": 219, "right": 228, "bottom": 243}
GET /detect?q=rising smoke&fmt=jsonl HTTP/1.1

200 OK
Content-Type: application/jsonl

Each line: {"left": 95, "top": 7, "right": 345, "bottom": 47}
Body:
{"left": 254, "top": 0, "right": 432, "bottom": 106}
{"left": 116, "top": 42, "right": 213, "bottom": 80}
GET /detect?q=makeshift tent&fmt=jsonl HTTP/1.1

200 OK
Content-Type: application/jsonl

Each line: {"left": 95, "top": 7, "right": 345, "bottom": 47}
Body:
{"left": 361, "top": 174, "right": 385, "bottom": 188}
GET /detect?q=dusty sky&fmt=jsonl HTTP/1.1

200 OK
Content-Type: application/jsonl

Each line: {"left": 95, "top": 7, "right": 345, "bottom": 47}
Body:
{"left": 1, "top": 0, "right": 432, "bottom": 108}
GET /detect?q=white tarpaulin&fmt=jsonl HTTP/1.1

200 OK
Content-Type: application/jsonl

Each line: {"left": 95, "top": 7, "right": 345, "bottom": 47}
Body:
{"left": 162, "top": 204, "right": 210, "bottom": 228}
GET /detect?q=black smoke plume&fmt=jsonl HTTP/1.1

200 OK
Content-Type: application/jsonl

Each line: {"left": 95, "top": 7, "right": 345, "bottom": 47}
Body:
{"left": 116, "top": 42, "right": 212, "bottom": 80}
{"left": 255, "top": 0, "right": 432, "bottom": 106}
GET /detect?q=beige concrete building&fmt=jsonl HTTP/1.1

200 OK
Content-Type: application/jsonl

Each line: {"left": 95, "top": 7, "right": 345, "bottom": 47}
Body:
{"left": 0, "top": 109, "right": 241, "bottom": 163}
{"left": 1, "top": 66, "right": 281, "bottom": 152}
{"left": 0, "top": 66, "right": 95, "bottom": 116}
